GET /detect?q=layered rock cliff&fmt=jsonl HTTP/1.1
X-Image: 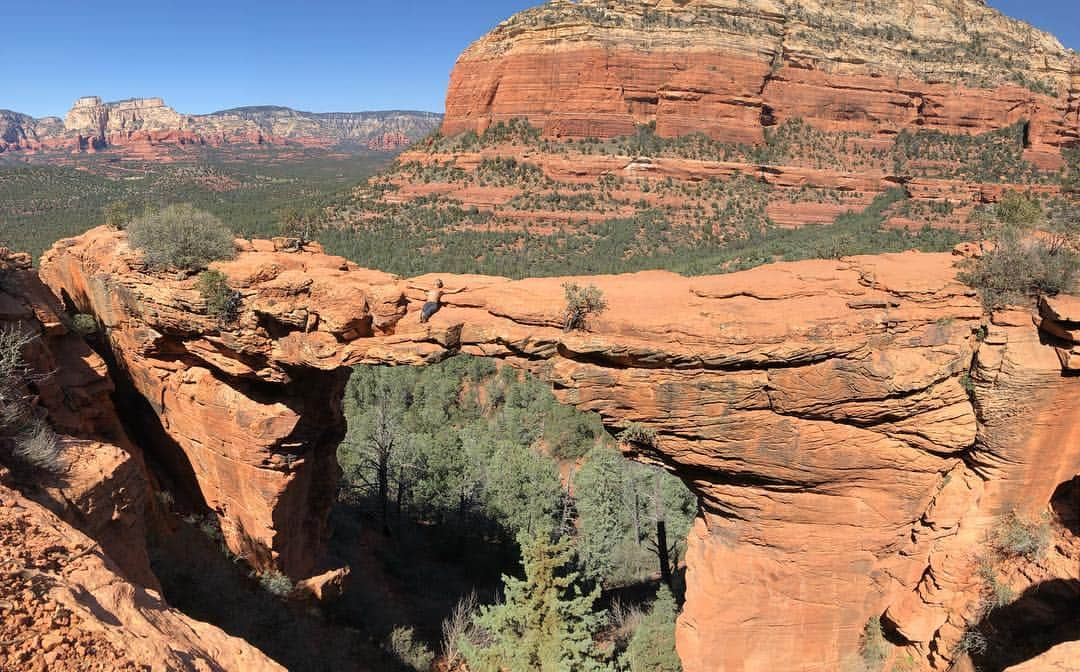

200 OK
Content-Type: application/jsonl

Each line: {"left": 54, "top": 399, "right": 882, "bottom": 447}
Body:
{"left": 0, "top": 247, "right": 285, "bottom": 671}
{"left": 444, "top": 0, "right": 1078, "bottom": 149}
{"left": 0, "top": 97, "right": 441, "bottom": 156}
{"left": 0, "top": 110, "right": 64, "bottom": 149}
{"left": 0, "top": 247, "right": 155, "bottom": 587}
{"left": 39, "top": 227, "right": 1080, "bottom": 670}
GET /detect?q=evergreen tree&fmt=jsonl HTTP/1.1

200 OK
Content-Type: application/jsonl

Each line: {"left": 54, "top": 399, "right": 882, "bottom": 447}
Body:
{"left": 575, "top": 446, "right": 629, "bottom": 581}
{"left": 461, "top": 533, "right": 609, "bottom": 672}
{"left": 623, "top": 586, "right": 682, "bottom": 672}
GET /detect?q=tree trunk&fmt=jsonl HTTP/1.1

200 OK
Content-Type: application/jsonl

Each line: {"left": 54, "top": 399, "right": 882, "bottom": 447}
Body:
{"left": 378, "top": 455, "right": 389, "bottom": 532}
{"left": 654, "top": 470, "right": 673, "bottom": 588}
{"left": 396, "top": 466, "right": 409, "bottom": 538}
{"left": 656, "top": 518, "right": 672, "bottom": 589}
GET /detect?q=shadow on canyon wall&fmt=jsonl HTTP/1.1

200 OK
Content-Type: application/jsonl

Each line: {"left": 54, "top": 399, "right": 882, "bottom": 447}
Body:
{"left": 967, "top": 477, "right": 1080, "bottom": 672}
{"left": 968, "top": 577, "right": 1080, "bottom": 672}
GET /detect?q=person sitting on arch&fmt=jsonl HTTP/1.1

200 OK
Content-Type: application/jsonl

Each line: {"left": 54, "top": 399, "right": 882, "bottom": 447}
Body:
{"left": 410, "top": 279, "right": 468, "bottom": 323}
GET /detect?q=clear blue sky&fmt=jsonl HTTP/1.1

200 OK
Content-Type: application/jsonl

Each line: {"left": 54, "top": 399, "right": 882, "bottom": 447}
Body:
{"left": 2, "top": 0, "right": 1076, "bottom": 119}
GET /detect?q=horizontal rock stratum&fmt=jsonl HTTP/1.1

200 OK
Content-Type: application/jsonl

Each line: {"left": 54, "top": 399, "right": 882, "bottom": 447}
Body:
{"left": 40, "top": 227, "right": 1079, "bottom": 671}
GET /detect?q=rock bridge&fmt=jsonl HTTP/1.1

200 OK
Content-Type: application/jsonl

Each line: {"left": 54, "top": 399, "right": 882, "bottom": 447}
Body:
{"left": 40, "top": 227, "right": 1079, "bottom": 671}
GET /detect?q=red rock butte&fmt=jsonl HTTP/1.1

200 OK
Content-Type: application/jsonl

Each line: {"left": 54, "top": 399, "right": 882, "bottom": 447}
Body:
{"left": 443, "top": 0, "right": 1079, "bottom": 152}
{"left": 39, "top": 227, "right": 1080, "bottom": 671}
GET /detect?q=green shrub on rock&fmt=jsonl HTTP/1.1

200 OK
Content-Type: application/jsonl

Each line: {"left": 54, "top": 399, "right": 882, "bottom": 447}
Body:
{"left": 562, "top": 282, "right": 607, "bottom": 332}
{"left": 127, "top": 203, "right": 236, "bottom": 271}
{"left": 13, "top": 419, "right": 65, "bottom": 474}
{"left": 70, "top": 313, "right": 98, "bottom": 335}
{"left": 957, "top": 231, "right": 1077, "bottom": 309}
{"left": 859, "top": 616, "right": 888, "bottom": 672}
{"left": 618, "top": 423, "right": 658, "bottom": 447}
{"left": 989, "top": 511, "right": 1051, "bottom": 562}
{"left": 387, "top": 626, "right": 434, "bottom": 671}
{"left": 0, "top": 329, "right": 65, "bottom": 474}
{"left": 196, "top": 270, "right": 242, "bottom": 325}
{"left": 258, "top": 570, "right": 293, "bottom": 597}
{"left": 993, "top": 192, "right": 1042, "bottom": 227}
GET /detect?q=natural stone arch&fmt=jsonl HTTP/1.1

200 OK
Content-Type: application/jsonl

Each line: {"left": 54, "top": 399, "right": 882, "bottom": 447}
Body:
{"left": 40, "top": 227, "right": 1080, "bottom": 672}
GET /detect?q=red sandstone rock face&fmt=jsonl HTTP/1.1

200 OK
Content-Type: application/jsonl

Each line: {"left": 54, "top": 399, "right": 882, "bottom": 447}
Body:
{"left": 40, "top": 227, "right": 1079, "bottom": 670}
{"left": 443, "top": 0, "right": 1079, "bottom": 153}
{"left": 0, "top": 250, "right": 157, "bottom": 588}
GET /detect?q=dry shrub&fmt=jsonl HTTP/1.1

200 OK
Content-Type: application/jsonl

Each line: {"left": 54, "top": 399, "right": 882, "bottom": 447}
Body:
{"left": 127, "top": 204, "right": 236, "bottom": 271}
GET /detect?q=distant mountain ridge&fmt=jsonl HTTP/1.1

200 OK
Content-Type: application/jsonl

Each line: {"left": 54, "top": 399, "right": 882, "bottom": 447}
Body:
{"left": 0, "top": 96, "right": 442, "bottom": 156}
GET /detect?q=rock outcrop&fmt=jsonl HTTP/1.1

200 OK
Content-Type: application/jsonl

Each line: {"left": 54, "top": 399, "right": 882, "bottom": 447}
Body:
{"left": 331, "top": 0, "right": 1078, "bottom": 273}
{"left": 0, "top": 110, "right": 64, "bottom": 151}
{"left": 40, "top": 227, "right": 1080, "bottom": 670}
{"left": 0, "top": 98, "right": 441, "bottom": 156}
{"left": 0, "top": 248, "right": 157, "bottom": 587}
{"left": 0, "top": 482, "right": 284, "bottom": 672}
{"left": 1004, "top": 642, "right": 1080, "bottom": 672}
{"left": 1, "top": 247, "right": 285, "bottom": 671}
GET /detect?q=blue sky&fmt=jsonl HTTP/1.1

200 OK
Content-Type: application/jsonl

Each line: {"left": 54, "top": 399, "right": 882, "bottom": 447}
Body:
{"left": 2, "top": 0, "right": 1076, "bottom": 118}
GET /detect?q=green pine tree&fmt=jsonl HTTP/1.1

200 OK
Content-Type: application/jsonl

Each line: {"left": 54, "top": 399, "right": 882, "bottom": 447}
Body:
{"left": 461, "top": 533, "right": 610, "bottom": 672}
{"left": 623, "top": 585, "right": 682, "bottom": 672}
{"left": 575, "top": 446, "right": 629, "bottom": 581}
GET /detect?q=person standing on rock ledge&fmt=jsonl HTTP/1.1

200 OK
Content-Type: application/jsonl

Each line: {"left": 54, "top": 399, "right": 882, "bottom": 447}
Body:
{"left": 411, "top": 279, "right": 468, "bottom": 323}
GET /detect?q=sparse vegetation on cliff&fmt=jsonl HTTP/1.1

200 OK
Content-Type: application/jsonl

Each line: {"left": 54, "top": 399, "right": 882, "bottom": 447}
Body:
{"left": 257, "top": 570, "right": 293, "bottom": 597}
{"left": 958, "top": 192, "right": 1078, "bottom": 309}
{"left": 0, "top": 328, "right": 65, "bottom": 475}
{"left": 617, "top": 423, "right": 658, "bottom": 448}
{"left": 859, "top": 616, "right": 889, "bottom": 672}
{"left": 989, "top": 511, "right": 1052, "bottom": 562}
{"left": 69, "top": 313, "right": 98, "bottom": 335}
{"left": 324, "top": 176, "right": 961, "bottom": 279}
{"left": 892, "top": 122, "right": 1048, "bottom": 183}
{"left": 1063, "top": 147, "right": 1080, "bottom": 195}
{"left": 419, "top": 117, "right": 1051, "bottom": 185}
{"left": 11, "top": 419, "right": 64, "bottom": 474}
